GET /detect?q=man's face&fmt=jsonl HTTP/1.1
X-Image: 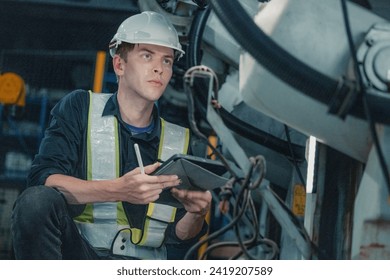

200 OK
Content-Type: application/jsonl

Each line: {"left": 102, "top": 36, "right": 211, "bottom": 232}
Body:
{"left": 116, "top": 43, "right": 174, "bottom": 102}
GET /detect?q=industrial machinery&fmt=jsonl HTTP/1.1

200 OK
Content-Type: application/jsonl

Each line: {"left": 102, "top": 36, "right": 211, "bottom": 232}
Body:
{"left": 141, "top": 0, "right": 390, "bottom": 260}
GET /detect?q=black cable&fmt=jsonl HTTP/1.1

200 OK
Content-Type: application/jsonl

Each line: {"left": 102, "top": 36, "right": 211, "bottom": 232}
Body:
{"left": 200, "top": 179, "right": 279, "bottom": 259}
{"left": 340, "top": 0, "right": 390, "bottom": 195}
{"left": 185, "top": 63, "right": 306, "bottom": 161}
{"left": 229, "top": 168, "right": 280, "bottom": 260}
{"left": 201, "top": 237, "right": 279, "bottom": 260}
{"left": 219, "top": 107, "right": 306, "bottom": 161}
{"left": 184, "top": 155, "right": 263, "bottom": 259}
{"left": 231, "top": 156, "right": 267, "bottom": 259}
{"left": 284, "top": 124, "right": 306, "bottom": 186}
{"left": 183, "top": 75, "right": 238, "bottom": 178}
{"left": 186, "top": 5, "right": 211, "bottom": 69}
{"left": 199, "top": 156, "right": 274, "bottom": 260}
{"left": 183, "top": 177, "right": 251, "bottom": 259}
{"left": 232, "top": 192, "right": 261, "bottom": 259}
{"left": 232, "top": 184, "right": 257, "bottom": 259}
{"left": 230, "top": 238, "right": 279, "bottom": 260}
{"left": 200, "top": 241, "right": 242, "bottom": 260}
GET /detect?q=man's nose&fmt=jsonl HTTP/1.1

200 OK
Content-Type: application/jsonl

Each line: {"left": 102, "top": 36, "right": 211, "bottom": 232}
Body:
{"left": 153, "top": 62, "right": 163, "bottom": 74}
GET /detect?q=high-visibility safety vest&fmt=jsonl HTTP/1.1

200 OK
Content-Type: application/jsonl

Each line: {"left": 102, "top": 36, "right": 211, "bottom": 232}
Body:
{"left": 74, "top": 92, "right": 190, "bottom": 259}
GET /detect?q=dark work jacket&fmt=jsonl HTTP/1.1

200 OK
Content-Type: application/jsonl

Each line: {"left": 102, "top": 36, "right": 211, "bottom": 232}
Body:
{"left": 27, "top": 89, "right": 207, "bottom": 259}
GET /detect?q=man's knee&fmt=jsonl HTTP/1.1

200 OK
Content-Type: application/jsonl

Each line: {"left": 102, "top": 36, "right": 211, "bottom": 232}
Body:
{"left": 12, "top": 186, "right": 67, "bottom": 223}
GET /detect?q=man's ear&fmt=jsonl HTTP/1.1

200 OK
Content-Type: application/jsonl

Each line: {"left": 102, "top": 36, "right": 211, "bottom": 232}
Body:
{"left": 113, "top": 55, "right": 124, "bottom": 74}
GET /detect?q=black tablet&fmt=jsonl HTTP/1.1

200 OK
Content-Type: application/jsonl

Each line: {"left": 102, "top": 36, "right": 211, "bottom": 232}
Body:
{"left": 153, "top": 154, "right": 228, "bottom": 176}
{"left": 152, "top": 154, "right": 229, "bottom": 208}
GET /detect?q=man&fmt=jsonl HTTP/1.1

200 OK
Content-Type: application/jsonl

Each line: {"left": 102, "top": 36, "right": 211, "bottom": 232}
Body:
{"left": 11, "top": 11, "right": 211, "bottom": 260}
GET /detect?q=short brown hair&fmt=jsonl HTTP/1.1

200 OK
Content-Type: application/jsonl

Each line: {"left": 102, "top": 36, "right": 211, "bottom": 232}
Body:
{"left": 116, "top": 42, "right": 135, "bottom": 62}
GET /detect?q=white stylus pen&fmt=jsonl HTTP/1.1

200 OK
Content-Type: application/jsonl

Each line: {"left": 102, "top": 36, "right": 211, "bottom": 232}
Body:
{"left": 134, "top": 143, "right": 145, "bottom": 174}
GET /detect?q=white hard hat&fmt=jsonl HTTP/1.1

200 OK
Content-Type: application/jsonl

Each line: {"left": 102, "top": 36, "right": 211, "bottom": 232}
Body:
{"left": 109, "top": 11, "right": 185, "bottom": 60}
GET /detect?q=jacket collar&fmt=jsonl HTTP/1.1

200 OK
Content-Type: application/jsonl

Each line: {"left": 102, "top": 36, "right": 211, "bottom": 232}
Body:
{"left": 102, "top": 92, "right": 161, "bottom": 141}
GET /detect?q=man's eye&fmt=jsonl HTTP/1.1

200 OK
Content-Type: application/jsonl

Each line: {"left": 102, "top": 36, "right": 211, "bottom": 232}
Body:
{"left": 142, "top": 53, "right": 152, "bottom": 60}
{"left": 163, "top": 59, "right": 173, "bottom": 66}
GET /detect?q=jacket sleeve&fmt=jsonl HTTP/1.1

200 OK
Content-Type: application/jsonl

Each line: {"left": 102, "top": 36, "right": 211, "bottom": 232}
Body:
{"left": 27, "top": 89, "right": 89, "bottom": 187}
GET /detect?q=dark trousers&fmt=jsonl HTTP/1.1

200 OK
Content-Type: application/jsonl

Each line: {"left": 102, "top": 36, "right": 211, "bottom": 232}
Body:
{"left": 11, "top": 185, "right": 98, "bottom": 259}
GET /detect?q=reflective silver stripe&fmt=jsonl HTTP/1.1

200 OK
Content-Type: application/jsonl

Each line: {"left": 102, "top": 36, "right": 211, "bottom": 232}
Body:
{"left": 159, "top": 119, "right": 189, "bottom": 161}
{"left": 93, "top": 202, "right": 117, "bottom": 222}
{"left": 139, "top": 219, "right": 170, "bottom": 248}
{"left": 149, "top": 203, "right": 176, "bottom": 222}
{"left": 89, "top": 93, "right": 117, "bottom": 180}
{"left": 88, "top": 91, "right": 118, "bottom": 230}
{"left": 89, "top": 92, "right": 118, "bottom": 227}
{"left": 77, "top": 223, "right": 128, "bottom": 249}
{"left": 75, "top": 92, "right": 119, "bottom": 249}
{"left": 112, "top": 229, "right": 167, "bottom": 259}
{"left": 137, "top": 203, "right": 176, "bottom": 247}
